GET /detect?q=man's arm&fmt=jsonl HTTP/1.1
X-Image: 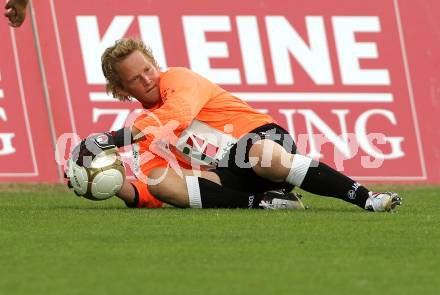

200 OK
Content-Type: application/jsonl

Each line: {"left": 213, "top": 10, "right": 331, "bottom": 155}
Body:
{"left": 4, "top": 0, "right": 28, "bottom": 27}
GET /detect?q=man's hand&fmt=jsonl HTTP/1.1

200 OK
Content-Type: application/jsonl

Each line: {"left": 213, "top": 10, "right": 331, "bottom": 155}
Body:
{"left": 65, "top": 132, "right": 117, "bottom": 196}
{"left": 71, "top": 132, "right": 117, "bottom": 168}
{"left": 4, "top": 0, "right": 28, "bottom": 27}
{"left": 65, "top": 127, "right": 132, "bottom": 194}
{"left": 64, "top": 163, "right": 81, "bottom": 197}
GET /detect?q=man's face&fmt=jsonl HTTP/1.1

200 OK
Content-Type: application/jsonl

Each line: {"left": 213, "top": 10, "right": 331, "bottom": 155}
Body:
{"left": 116, "top": 50, "right": 161, "bottom": 107}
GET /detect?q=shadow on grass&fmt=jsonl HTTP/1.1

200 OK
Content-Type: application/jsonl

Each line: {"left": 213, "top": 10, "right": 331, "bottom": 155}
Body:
{"left": 45, "top": 205, "right": 362, "bottom": 215}
{"left": 304, "top": 206, "right": 361, "bottom": 213}
{"left": 49, "top": 205, "right": 182, "bottom": 211}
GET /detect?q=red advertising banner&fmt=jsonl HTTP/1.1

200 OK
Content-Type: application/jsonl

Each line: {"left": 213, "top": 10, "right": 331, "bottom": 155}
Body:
{"left": 2, "top": 0, "right": 439, "bottom": 183}
{"left": 0, "top": 18, "right": 59, "bottom": 182}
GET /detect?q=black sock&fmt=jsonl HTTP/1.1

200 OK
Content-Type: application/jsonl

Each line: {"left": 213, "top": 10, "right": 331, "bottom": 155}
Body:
{"left": 299, "top": 161, "right": 370, "bottom": 208}
{"left": 197, "top": 178, "right": 263, "bottom": 208}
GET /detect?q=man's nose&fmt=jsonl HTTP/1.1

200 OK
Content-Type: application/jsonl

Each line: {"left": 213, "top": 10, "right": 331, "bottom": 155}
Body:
{"left": 141, "top": 74, "right": 152, "bottom": 85}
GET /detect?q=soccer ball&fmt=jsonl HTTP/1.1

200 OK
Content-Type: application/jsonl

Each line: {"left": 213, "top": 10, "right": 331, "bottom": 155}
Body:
{"left": 67, "top": 148, "right": 125, "bottom": 201}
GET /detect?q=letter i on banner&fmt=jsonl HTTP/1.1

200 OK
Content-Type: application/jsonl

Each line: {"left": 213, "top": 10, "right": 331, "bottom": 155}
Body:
{"left": 0, "top": 71, "right": 16, "bottom": 156}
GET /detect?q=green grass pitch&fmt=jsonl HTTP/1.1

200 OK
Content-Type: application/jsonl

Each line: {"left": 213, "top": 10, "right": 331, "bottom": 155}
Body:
{"left": 0, "top": 185, "right": 439, "bottom": 295}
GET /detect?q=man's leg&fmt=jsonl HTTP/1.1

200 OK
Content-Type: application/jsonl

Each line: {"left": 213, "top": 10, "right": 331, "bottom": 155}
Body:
{"left": 117, "top": 180, "right": 137, "bottom": 204}
{"left": 115, "top": 168, "right": 215, "bottom": 208}
{"left": 145, "top": 168, "right": 221, "bottom": 208}
{"left": 249, "top": 139, "right": 401, "bottom": 211}
{"left": 117, "top": 180, "right": 164, "bottom": 208}
{"left": 117, "top": 167, "right": 303, "bottom": 209}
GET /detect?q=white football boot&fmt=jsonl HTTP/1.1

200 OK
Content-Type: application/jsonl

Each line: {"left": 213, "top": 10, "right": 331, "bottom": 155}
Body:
{"left": 365, "top": 192, "right": 402, "bottom": 212}
{"left": 259, "top": 191, "right": 305, "bottom": 210}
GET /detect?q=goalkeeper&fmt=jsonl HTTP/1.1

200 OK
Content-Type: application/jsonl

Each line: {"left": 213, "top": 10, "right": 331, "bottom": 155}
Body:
{"left": 71, "top": 38, "right": 401, "bottom": 212}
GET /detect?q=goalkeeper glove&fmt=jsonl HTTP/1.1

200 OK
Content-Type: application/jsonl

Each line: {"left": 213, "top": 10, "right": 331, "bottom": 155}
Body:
{"left": 71, "top": 127, "right": 133, "bottom": 167}
{"left": 65, "top": 128, "right": 133, "bottom": 193}
{"left": 71, "top": 132, "right": 116, "bottom": 168}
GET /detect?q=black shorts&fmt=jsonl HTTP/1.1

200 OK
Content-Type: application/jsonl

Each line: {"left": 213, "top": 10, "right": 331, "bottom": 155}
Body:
{"left": 211, "top": 124, "right": 297, "bottom": 193}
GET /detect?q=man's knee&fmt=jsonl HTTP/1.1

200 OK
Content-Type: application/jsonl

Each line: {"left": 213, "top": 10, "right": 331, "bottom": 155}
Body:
{"left": 147, "top": 168, "right": 171, "bottom": 198}
{"left": 146, "top": 167, "right": 190, "bottom": 208}
{"left": 249, "top": 139, "right": 292, "bottom": 182}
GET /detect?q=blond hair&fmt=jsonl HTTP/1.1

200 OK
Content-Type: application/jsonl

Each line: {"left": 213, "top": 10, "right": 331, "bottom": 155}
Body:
{"left": 101, "top": 38, "right": 159, "bottom": 101}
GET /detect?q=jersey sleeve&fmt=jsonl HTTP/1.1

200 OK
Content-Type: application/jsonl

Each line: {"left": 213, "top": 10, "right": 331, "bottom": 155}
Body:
{"left": 133, "top": 68, "right": 214, "bottom": 149}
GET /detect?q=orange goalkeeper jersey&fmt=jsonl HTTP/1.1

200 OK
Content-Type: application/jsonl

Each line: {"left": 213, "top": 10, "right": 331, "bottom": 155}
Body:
{"left": 132, "top": 67, "right": 274, "bottom": 184}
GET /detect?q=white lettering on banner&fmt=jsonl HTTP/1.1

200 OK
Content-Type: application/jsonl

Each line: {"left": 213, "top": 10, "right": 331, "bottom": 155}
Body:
{"left": 77, "top": 15, "right": 389, "bottom": 88}
{"left": 138, "top": 16, "right": 168, "bottom": 68}
{"left": 360, "top": 133, "right": 386, "bottom": 168}
{"left": 88, "top": 91, "right": 394, "bottom": 103}
{"left": 236, "top": 16, "right": 267, "bottom": 84}
{"left": 183, "top": 16, "right": 241, "bottom": 84}
{"left": 332, "top": 133, "right": 359, "bottom": 171}
{"left": 333, "top": 16, "right": 390, "bottom": 85}
{"left": 0, "top": 133, "right": 15, "bottom": 156}
{"left": 92, "top": 108, "right": 131, "bottom": 131}
{"left": 355, "top": 109, "right": 404, "bottom": 159}
{"left": 279, "top": 109, "right": 298, "bottom": 142}
{"left": 0, "top": 108, "right": 7, "bottom": 119}
{"left": 77, "top": 15, "right": 167, "bottom": 84}
{"left": 0, "top": 71, "right": 3, "bottom": 98}
{"left": 89, "top": 92, "right": 116, "bottom": 102}
{"left": 266, "top": 16, "right": 333, "bottom": 85}
{"left": 278, "top": 109, "right": 404, "bottom": 160}
{"left": 235, "top": 92, "right": 393, "bottom": 102}
{"left": 75, "top": 14, "right": 403, "bottom": 164}
{"left": 77, "top": 16, "right": 134, "bottom": 84}
{"left": 300, "top": 109, "right": 350, "bottom": 158}
{"left": 0, "top": 108, "right": 16, "bottom": 156}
